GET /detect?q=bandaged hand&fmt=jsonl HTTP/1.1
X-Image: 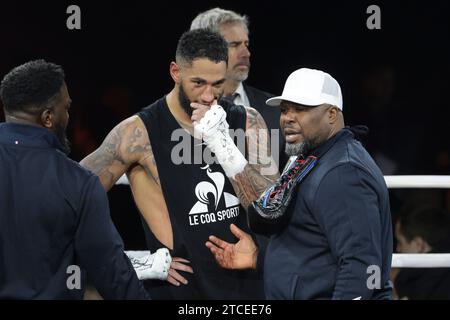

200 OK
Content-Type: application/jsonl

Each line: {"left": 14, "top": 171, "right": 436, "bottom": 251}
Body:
{"left": 125, "top": 248, "right": 172, "bottom": 281}
{"left": 194, "top": 104, "right": 247, "bottom": 178}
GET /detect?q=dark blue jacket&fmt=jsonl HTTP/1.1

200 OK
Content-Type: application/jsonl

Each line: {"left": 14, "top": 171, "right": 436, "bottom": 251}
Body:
{"left": 0, "top": 123, "right": 149, "bottom": 299}
{"left": 263, "top": 128, "right": 393, "bottom": 299}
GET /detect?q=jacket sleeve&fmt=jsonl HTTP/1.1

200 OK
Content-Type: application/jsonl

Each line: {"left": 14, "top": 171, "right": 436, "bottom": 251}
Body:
{"left": 313, "top": 164, "right": 384, "bottom": 300}
{"left": 74, "top": 175, "right": 150, "bottom": 300}
{"left": 247, "top": 204, "right": 291, "bottom": 236}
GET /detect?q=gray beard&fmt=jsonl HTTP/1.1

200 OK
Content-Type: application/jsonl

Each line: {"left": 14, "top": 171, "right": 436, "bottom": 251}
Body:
{"left": 232, "top": 71, "right": 248, "bottom": 82}
{"left": 228, "top": 67, "right": 249, "bottom": 82}
{"left": 285, "top": 142, "right": 308, "bottom": 157}
{"left": 285, "top": 137, "right": 321, "bottom": 157}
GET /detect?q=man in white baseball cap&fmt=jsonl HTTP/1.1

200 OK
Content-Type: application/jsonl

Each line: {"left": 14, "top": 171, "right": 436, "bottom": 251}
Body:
{"left": 266, "top": 68, "right": 343, "bottom": 110}
{"left": 206, "top": 67, "right": 394, "bottom": 300}
{"left": 266, "top": 68, "right": 345, "bottom": 156}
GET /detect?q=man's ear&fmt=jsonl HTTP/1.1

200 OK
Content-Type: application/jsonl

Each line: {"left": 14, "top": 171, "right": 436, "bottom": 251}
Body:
{"left": 40, "top": 109, "right": 53, "bottom": 128}
{"left": 328, "top": 105, "right": 339, "bottom": 124}
{"left": 170, "top": 61, "right": 181, "bottom": 84}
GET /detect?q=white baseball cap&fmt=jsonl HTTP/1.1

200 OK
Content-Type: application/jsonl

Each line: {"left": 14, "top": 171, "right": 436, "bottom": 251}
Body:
{"left": 266, "top": 68, "right": 343, "bottom": 110}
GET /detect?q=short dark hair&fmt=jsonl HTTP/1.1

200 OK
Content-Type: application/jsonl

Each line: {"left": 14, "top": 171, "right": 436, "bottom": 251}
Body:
{"left": 0, "top": 59, "right": 65, "bottom": 114}
{"left": 175, "top": 29, "right": 228, "bottom": 66}
{"left": 398, "top": 206, "right": 450, "bottom": 248}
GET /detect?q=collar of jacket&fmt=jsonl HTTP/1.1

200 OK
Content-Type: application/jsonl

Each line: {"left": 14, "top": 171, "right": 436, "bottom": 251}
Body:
{"left": 0, "top": 122, "right": 66, "bottom": 153}
{"left": 309, "top": 127, "right": 354, "bottom": 158}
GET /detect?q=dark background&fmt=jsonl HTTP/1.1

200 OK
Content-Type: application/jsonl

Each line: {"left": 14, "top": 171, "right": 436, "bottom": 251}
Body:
{"left": 1, "top": 0, "right": 449, "bottom": 249}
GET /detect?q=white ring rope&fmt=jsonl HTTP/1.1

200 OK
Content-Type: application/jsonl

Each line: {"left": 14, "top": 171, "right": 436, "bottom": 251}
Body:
{"left": 384, "top": 175, "right": 450, "bottom": 188}
{"left": 117, "top": 175, "right": 450, "bottom": 268}
{"left": 116, "top": 175, "right": 450, "bottom": 189}
{"left": 392, "top": 254, "right": 450, "bottom": 268}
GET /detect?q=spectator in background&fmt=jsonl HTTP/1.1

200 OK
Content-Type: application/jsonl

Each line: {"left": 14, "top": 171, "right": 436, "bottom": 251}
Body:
{"left": 190, "top": 7, "right": 286, "bottom": 169}
{"left": 394, "top": 206, "right": 450, "bottom": 299}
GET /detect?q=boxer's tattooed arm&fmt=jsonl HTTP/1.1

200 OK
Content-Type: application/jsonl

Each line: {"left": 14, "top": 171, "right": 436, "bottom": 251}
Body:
{"left": 81, "top": 116, "right": 153, "bottom": 191}
{"left": 126, "top": 126, "right": 159, "bottom": 185}
{"left": 80, "top": 125, "right": 126, "bottom": 190}
{"left": 229, "top": 107, "right": 280, "bottom": 210}
{"left": 141, "top": 148, "right": 160, "bottom": 186}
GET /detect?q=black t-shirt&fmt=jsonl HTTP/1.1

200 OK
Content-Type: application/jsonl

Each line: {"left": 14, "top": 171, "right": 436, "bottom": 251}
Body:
{"left": 137, "top": 97, "right": 264, "bottom": 299}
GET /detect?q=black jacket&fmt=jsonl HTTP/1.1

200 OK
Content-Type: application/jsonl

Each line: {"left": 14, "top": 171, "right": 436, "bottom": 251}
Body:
{"left": 255, "top": 129, "right": 393, "bottom": 299}
{"left": 0, "top": 123, "right": 149, "bottom": 299}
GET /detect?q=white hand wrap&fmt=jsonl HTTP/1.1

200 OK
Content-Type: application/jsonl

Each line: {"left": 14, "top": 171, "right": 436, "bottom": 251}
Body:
{"left": 194, "top": 104, "right": 247, "bottom": 178}
{"left": 125, "top": 248, "right": 172, "bottom": 281}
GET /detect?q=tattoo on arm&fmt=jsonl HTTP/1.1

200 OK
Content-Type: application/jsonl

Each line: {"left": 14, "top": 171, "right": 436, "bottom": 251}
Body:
{"left": 129, "top": 126, "right": 160, "bottom": 186}
{"left": 231, "top": 166, "right": 270, "bottom": 209}
{"left": 81, "top": 118, "right": 153, "bottom": 191}
{"left": 127, "top": 127, "right": 150, "bottom": 155}
{"left": 141, "top": 154, "right": 160, "bottom": 186}
{"left": 81, "top": 126, "right": 127, "bottom": 190}
{"left": 230, "top": 107, "right": 280, "bottom": 210}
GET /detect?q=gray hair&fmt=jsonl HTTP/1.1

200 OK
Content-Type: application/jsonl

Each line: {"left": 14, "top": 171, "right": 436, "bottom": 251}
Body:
{"left": 190, "top": 8, "right": 249, "bottom": 33}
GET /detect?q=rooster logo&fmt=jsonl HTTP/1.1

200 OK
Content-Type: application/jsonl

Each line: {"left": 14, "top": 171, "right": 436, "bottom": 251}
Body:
{"left": 189, "top": 165, "right": 240, "bottom": 215}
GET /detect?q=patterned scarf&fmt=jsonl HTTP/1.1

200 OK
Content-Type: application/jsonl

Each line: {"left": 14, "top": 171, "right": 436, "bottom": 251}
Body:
{"left": 252, "top": 155, "right": 318, "bottom": 219}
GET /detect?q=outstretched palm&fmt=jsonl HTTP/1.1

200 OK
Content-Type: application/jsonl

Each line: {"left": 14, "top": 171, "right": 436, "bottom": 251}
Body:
{"left": 205, "top": 223, "right": 257, "bottom": 270}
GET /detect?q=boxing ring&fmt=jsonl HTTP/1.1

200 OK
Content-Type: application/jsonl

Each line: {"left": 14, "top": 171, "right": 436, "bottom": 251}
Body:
{"left": 118, "top": 175, "right": 450, "bottom": 271}
{"left": 385, "top": 175, "right": 450, "bottom": 268}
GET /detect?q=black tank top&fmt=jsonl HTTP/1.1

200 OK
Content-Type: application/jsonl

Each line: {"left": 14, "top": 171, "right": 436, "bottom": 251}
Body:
{"left": 137, "top": 97, "right": 264, "bottom": 299}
